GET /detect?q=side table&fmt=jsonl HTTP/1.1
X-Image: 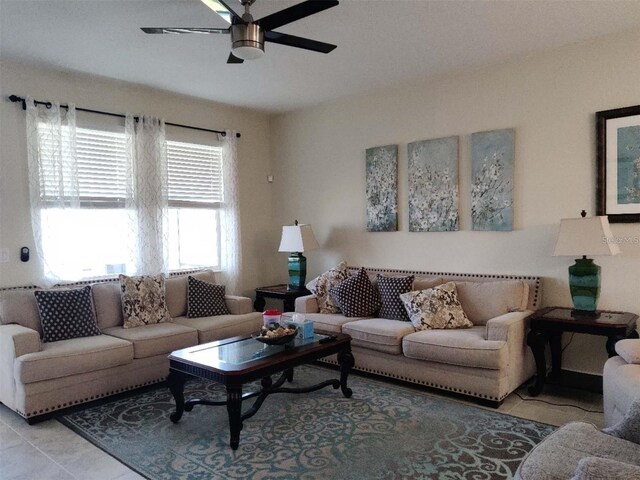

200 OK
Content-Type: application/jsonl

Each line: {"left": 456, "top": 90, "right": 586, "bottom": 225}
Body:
{"left": 254, "top": 284, "right": 311, "bottom": 312}
{"left": 526, "top": 306, "right": 639, "bottom": 396}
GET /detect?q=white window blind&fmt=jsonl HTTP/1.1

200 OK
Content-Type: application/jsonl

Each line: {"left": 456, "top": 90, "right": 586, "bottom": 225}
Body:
{"left": 38, "top": 125, "right": 127, "bottom": 207}
{"left": 167, "top": 140, "right": 223, "bottom": 208}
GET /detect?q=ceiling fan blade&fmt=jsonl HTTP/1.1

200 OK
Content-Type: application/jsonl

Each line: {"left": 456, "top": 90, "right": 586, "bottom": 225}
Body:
{"left": 257, "top": 0, "right": 338, "bottom": 32}
{"left": 141, "top": 27, "right": 230, "bottom": 34}
{"left": 227, "top": 52, "right": 244, "bottom": 64}
{"left": 264, "top": 31, "right": 336, "bottom": 53}
{"left": 200, "top": 0, "right": 240, "bottom": 24}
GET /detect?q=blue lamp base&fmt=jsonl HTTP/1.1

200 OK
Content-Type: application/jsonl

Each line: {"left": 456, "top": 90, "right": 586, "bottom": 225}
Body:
{"left": 287, "top": 252, "right": 307, "bottom": 290}
{"left": 568, "top": 257, "right": 600, "bottom": 312}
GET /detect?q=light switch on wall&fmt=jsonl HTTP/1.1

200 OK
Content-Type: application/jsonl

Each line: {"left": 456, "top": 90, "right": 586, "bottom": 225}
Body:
{"left": 0, "top": 248, "right": 9, "bottom": 263}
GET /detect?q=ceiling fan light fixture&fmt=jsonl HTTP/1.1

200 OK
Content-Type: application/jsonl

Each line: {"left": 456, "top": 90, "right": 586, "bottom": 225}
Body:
{"left": 231, "top": 23, "right": 264, "bottom": 60}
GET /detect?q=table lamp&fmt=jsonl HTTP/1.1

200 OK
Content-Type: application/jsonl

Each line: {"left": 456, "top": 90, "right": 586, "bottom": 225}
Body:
{"left": 553, "top": 210, "right": 620, "bottom": 313}
{"left": 278, "top": 220, "right": 319, "bottom": 290}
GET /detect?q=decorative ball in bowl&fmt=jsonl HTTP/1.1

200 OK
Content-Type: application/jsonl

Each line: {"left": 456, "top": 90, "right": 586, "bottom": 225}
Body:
{"left": 255, "top": 323, "right": 298, "bottom": 345}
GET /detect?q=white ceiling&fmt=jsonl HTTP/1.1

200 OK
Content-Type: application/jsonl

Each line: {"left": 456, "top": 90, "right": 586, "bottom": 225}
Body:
{"left": 2, "top": 0, "right": 640, "bottom": 113}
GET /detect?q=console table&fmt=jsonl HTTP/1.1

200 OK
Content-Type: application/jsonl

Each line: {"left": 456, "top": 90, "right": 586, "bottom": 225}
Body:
{"left": 254, "top": 284, "right": 311, "bottom": 312}
{"left": 526, "top": 306, "right": 639, "bottom": 396}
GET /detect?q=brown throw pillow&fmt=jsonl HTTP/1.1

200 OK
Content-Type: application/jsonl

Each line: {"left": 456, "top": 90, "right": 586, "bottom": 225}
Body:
{"left": 400, "top": 282, "right": 473, "bottom": 330}
{"left": 312, "top": 261, "right": 350, "bottom": 314}
{"left": 119, "top": 274, "right": 171, "bottom": 328}
{"left": 329, "top": 268, "right": 381, "bottom": 317}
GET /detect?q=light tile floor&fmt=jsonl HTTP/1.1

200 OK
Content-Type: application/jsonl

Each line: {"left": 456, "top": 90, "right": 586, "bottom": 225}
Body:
{"left": 0, "top": 379, "right": 603, "bottom": 480}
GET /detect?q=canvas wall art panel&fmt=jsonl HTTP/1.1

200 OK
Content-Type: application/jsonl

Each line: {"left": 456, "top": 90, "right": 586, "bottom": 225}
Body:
{"left": 366, "top": 145, "right": 398, "bottom": 232}
{"left": 471, "top": 129, "right": 514, "bottom": 231}
{"left": 408, "top": 136, "right": 459, "bottom": 232}
{"left": 596, "top": 105, "right": 640, "bottom": 222}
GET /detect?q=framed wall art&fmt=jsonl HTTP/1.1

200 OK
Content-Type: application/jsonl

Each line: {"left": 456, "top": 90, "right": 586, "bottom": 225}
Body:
{"left": 471, "top": 129, "right": 514, "bottom": 231}
{"left": 366, "top": 144, "right": 398, "bottom": 231}
{"left": 408, "top": 136, "right": 459, "bottom": 232}
{"left": 596, "top": 105, "right": 640, "bottom": 223}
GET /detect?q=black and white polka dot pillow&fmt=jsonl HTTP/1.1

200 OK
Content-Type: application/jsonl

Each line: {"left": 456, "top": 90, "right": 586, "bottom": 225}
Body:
{"left": 377, "top": 275, "right": 414, "bottom": 321}
{"left": 329, "top": 268, "right": 381, "bottom": 317}
{"left": 187, "top": 276, "right": 230, "bottom": 318}
{"left": 34, "top": 286, "right": 102, "bottom": 343}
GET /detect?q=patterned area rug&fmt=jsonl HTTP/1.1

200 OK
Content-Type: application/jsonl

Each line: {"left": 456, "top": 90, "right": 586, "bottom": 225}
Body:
{"left": 58, "top": 365, "right": 554, "bottom": 480}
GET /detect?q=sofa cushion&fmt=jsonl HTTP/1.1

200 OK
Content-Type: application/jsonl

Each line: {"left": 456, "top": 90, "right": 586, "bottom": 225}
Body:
{"left": 330, "top": 268, "right": 381, "bottom": 317}
{"left": 313, "top": 261, "right": 350, "bottom": 314}
{"left": 298, "top": 313, "right": 366, "bottom": 334}
{"left": 455, "top": 280, "right": 528, "bottom": 325}
{"left": 571, "top": 456, "right": 640, "bottom": 480}
{"left": 402, "top": 327, "right": 507, "bottom": 370}
{"left": 172, "top": 312, "right": 263, "bottom": 344}
{"left": 102, "top": 322, "right": 197, "bottom": 359}
{"left": 119, "top": 274, "right": 171, "bottom": 328}
{"left": 187, "top": 276, "right": 230, "bottom": 318}
{"left": 92, "top": 282, "right": 123, "bottom": 329}
{"left": 165, "top": 270, "right": 217, "bottom": 318}
{"left": 516, "top": 422, "right": 640, "bottom": 480}
{"left": 377, "top": 274, "right": 414, "bottom": 321}
{"left": 0, "top": 288, "right": 43, "bottom": 334}
{"left": 603, "top": 398, "right": 640, "bottom": 444}
{"left": 15, "top": 334, "right": 133, "bottom": 384}
{"left": 412, "top": 276, "right": 444, "bottom": 291}
{"left": 400, "top": 282, "right": 473, "bottom": 330}
{"left": 34, "top": 286, "right": 101, "bottom": 343}
{"left": 343, "top": 318, "right": 416, "bottom": 355}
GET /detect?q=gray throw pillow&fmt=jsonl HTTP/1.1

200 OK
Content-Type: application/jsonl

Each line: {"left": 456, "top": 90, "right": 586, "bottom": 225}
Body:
{"left": 602, "top": 398, "right": 640, "bottom": 444}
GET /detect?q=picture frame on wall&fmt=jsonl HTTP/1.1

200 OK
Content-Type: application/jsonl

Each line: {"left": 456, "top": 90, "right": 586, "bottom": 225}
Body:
{"left": 596, "top": 105, "right": 640, "bottom": 223}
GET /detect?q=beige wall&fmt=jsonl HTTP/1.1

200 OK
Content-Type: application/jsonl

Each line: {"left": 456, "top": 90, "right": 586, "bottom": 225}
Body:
{"left": 0, "top": 59, "right": 280, "bottom": 296}
{"left": 271, "top": 30, "right": 640, "bottom": 374}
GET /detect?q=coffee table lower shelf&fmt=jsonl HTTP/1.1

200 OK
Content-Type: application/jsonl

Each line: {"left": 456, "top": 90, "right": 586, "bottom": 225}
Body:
{"left": 166, "top": 334, "right": 354, "bottom": 450}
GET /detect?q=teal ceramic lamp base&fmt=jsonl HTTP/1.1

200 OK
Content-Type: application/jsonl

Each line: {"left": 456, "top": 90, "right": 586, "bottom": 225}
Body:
{"left": 287, "top": 252, "right": 307, "bottom": 290}
{"left": 568, "top": 256, "right": 600, "bottom": 312}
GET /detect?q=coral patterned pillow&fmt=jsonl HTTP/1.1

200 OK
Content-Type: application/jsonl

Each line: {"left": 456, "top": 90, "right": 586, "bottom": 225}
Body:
{"left": 312, "top": 261, "right": 350, "bottom": 314}
{"left": 119, "top": 274, "right": 171, "bottom": 328}
{"left": 400, "top": 282, "right": 473, "bottom": 330}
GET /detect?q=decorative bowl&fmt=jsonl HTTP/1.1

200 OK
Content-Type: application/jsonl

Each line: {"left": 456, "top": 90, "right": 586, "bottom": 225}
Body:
{"left": 254, "top": 327, "right": 298, "bottom": 346}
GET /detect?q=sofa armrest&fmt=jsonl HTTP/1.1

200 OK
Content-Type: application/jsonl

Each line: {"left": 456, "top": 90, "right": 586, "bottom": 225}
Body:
{"left": 572, "top": 456, "right": 640, "bottom": 480}
{"left": 224, "top": 295, "right": 254, "bottom": 315}
{"left": 295, "top": 295, "right": 319, "bottom": 314}
{"left": 0, "top": 324, "right": 41, "bottom": 409}
{"left": 615, "top": 339, "right": 640, "bottom": 364}
{"left": 485, "top": 311, "right": 532, "bottom": 342}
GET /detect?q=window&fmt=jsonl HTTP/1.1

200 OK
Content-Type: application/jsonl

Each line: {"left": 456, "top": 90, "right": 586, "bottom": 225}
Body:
{"left": 37, "top": 125, "right": 222, "bottom": 279}
{"left": 167, "top": 140, "right": 222, "bottom": 271}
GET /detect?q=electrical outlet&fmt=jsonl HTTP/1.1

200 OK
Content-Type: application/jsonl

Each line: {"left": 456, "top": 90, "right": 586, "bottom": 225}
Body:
{"left": 0, "top": 248, "right": 9, "bottom": 263}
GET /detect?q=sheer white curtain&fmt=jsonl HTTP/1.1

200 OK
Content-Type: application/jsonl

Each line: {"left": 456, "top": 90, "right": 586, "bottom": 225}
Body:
{"left": 220, "top": 131, "right": 242, "bottom": 295}
{"left": 25, "top": 97, "right": 78, "bottom": 284}
{"left": 125, "top": 115, "right": 169, "bottom": 275}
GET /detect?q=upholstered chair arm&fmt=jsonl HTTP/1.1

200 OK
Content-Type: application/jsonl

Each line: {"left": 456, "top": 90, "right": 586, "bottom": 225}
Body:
{"left": 485, "top": 311, "right": 532, "bottom": 342}
{"left": 571, "top": 456, "right": 640, "bottom": 479}
{"left": 615, "top": 339, "right": 640, "bottom": 364}
{"left": 224, "top": 295, "right": 254, "bottom": 315}
{"left": 0, "top": 324, "right": 41, "bottom": 409}
{"left": 295, "top": 295, "right": 319, "bottom": 313}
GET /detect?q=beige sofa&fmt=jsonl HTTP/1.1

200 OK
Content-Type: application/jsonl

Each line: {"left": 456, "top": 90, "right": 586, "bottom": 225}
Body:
{"left": 604, "top": 338, "right": 640, "bottom": 427}
{"left": 296, "top": 266, "right": 541, "bottom": 406}
{"left": 0, "top": 270, "right": 262, "bottom": 423}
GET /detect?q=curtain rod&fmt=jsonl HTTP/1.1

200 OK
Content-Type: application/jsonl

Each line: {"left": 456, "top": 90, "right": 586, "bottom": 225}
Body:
{"left": 8, "top": 95, "right": 241, "bottom": 138}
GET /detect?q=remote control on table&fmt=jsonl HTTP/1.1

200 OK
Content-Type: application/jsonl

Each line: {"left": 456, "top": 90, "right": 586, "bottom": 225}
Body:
{"left": 319, "top": 335, "right": 338, "bottom": 343}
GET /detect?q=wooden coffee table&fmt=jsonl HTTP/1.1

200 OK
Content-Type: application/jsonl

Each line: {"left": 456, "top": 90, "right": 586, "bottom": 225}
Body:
{"left": 167, "top": 333, "right": 354, "bottom": 450}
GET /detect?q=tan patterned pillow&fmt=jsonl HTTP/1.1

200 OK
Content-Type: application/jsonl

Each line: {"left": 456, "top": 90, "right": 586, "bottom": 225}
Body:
{"left": 400, "top": 282, "right": 473, "bottom": 330}
{"left": 312, "top": 261, "right": 350, "bottom": 314}
{"left": 119, "top": 274, "right": 171, "bottom": 328}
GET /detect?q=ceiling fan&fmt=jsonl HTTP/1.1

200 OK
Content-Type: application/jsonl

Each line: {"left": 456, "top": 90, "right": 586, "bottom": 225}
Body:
{"left": 141, "top": 0, "right": 339, "bottom": 64}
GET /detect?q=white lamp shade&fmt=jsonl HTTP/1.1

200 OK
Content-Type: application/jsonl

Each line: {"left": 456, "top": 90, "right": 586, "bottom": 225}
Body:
{"left": 553, "top": 216, "right": 621, "bottom": 257}
{"left": 278, "top": 224, "right": 319, "bottom": 253}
